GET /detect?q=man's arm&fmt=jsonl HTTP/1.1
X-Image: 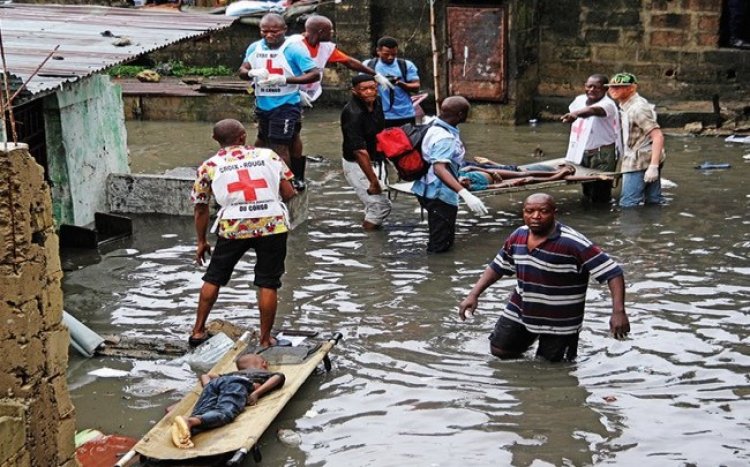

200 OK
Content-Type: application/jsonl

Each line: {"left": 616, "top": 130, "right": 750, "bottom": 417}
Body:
{"left": 396, "top": 77, "right": 420, "bottom": 93}
{"left": 458, "top": 266, "right": 503, "bottom": 320}
{"left": 642, "top": 127, "right": 664, "bottom": 182}
{"left": 247, "top": 373, "right": 285, "bottom": 406}
{"left": 238, "top": 61, "right": 252, "bottom": 80}
{"left": 194, "top": 204, "right": 211, "bottom": 265}
{"left": 286, "top": 68, "right": 321, "bottom": 85}
{"left": 561, "top": 105, "right": 606, "bottom": 123}
{"left": 353, "top": 149, "right": 382, "bottom": 195}
{"left": 343, "top": 56, "right": 377, "bottom": 75}
{"left": 607, "top": 274, "right": 629, "bottom": 339}
{"left": 648, "top": 127, "right": 664, "bottom": 167}
{"left": 280, "top": 179, "right": 296, "bottom": 202}
{"left": 433, "top": 162, "right": 464, "bottom": 193}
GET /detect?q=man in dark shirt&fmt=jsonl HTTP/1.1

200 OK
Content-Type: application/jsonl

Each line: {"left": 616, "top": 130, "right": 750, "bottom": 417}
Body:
{"left": 171, "top": 354, "right": 285, "bottom": 449}
{"left": 340, "top": 74, "right": 391, "bottom": 230}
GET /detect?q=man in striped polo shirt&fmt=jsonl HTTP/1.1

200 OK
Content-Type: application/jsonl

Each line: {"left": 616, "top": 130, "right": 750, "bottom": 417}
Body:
{"left": 458, "top": 193, "right": 629, "bottom": 362}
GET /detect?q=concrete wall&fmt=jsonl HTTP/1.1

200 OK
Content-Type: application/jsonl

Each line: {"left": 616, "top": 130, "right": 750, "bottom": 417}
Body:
{"left": 44, "top": 75, "right": 129, "bottom": 227}
{"left": 535, "top": 0, "right": 750, "bottom": 120}
{"left": 0, "top": 143, "right": 77, "bottom": 467}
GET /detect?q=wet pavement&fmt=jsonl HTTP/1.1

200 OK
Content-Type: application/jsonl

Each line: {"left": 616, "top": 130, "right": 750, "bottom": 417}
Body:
{"left": 64, "top": 110, "right": 750, "bottom": 466}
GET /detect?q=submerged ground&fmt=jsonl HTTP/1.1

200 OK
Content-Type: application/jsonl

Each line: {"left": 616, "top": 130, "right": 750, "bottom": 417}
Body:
{"left": 64, "top": 111, "right": 749, "bottom": 466}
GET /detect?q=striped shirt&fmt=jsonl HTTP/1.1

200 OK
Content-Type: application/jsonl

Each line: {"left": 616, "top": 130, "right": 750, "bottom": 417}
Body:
{"left": 490, "top": 222, "right": 623, "bottom": 335}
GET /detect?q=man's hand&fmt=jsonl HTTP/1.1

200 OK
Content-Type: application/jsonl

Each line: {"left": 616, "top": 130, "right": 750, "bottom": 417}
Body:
{"left": 458, "top": 189, "right": 488, "bottom": 215}
{"left": 643, "top": 164, "right": 659, "bottom": 183}
{"left": 458, "top": 295, "right": 479, "bottom": 321}
{"left": 248, "top": 68, "right": 270, "bottom": 80}
{"left": 259, "top": 74, "right": 287, "bottom": 86}
{"left": 609, "top": 310, "right": 630, "bottom": 340}
{"left": 374, "top": 73, "right": 395, "bottom": 90}
{"left": 195, "top": 240, "right": 211, "bottom": 266}
{"left": 299, "top": 91, "right": 314, "bottom": 108}
{"left": 561, "top": 112, "right": 577, "bottom": 123}
{"left": 247, "top": 392, "right": 260, "bottom": 406}
{"left": 366, "top": 180, "right": 382, "bottom": 195}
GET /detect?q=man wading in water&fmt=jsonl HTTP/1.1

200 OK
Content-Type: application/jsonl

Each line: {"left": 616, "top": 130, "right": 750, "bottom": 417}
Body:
{"left": 458, "top": 193, "right": 629, "bottom": 362}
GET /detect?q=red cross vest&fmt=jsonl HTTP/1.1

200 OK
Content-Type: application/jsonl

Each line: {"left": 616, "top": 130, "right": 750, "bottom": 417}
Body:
{"left": 289, "top": 34, "right": 337, "bottom": 102}
{"left": 208, "top": 148, "right": 287, "bottom": 232}
{"left": 247, "top": 38, "right": 299, "bottom": 97}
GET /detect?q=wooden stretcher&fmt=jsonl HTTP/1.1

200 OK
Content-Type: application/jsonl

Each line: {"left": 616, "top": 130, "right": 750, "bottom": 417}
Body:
{"left": 388, "top": 158, "right": 619, "bottom": 199}
{"left": 116, "top": 331, "right": 342, "bottom": 466}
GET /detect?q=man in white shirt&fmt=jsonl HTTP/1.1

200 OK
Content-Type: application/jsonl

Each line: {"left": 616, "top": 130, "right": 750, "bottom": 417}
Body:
{"left": 562, "top": 74, "right": 621, "bottom": 204}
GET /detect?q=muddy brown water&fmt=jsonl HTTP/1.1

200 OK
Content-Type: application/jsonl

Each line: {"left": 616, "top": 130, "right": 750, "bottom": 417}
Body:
{"left": 64, "top": 109, "right": 750, "bottom": 466}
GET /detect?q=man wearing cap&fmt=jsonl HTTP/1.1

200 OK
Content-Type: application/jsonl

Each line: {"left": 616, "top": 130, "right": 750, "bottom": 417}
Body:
{"left": 605, "top": 72, "right": 666, "bottom": 208}
{"left": 340, "top": 74, "right": 391, "bottom": 230}
{"left": 562, "top": 74, "right": 622, "bottom": 204}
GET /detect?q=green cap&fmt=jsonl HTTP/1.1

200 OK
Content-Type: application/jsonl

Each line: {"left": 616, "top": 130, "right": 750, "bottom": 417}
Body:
{"left": 605, "top": 72, "right": 638, "bottom": 87}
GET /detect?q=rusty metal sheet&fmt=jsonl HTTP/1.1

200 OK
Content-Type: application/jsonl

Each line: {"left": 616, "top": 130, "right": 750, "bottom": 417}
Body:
{"left": 0, "top": 4, "right": 235, "bottom": 100}
{"left": 447, "top": 6, "right": 506, "bottom": 102}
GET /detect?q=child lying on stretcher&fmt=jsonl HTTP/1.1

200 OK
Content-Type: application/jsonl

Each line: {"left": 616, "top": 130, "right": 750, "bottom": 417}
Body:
{"left": 171, "top": 354, "right": 285, "bottom": 449}
{"left": 458, "top": 164, "right": 576, "bottom": 191}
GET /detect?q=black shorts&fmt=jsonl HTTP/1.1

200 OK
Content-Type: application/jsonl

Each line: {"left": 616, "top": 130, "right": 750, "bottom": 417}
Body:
{"left": 202, "top": 232, "right": 287, "bottom": 289}
{"left": 489, "top": 315, "right": 579, "bottom": 362}
{"left": 255, "top": 104, "right": 302, "bottom": 145}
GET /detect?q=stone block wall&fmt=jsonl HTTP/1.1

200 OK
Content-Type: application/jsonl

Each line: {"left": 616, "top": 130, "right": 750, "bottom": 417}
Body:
{"left": 537, "top": 0, "right": 750, "bottom": 104}
{"left": 0, "top": 143, "right": 77, "bottom": 467}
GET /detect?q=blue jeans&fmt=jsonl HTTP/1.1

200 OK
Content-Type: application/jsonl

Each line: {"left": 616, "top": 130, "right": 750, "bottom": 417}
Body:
{"left": 619, "top": 170, "right": 663, "bottom": 207}
{"left": 190, "top": 375, "right": 252, "bottom": 433}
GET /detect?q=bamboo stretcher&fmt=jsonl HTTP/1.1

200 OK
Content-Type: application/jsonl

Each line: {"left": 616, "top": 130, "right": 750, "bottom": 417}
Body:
{"left": 388, "top": 158, "right": 620, "bottom": 198}
{"left": 116, "top": 331, "right": 342, "bottom": 466}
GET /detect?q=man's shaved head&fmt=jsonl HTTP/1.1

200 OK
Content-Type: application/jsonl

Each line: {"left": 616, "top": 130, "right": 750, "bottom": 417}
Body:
{"left": 213, "top": 119, "right": 246, "bottom": 147}
{"left": 439, "top": 96, "right": 470, "bottom": 125}
{"left": 305, "top": 15, "right": 332, "bottom": 32}
{"left": 524, "top": 193, "right": 556, "bottom": 209}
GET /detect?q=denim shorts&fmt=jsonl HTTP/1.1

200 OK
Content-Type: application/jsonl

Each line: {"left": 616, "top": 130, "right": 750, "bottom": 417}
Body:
{"left": 255, "top": 104, "right": 302, "bottom": 144}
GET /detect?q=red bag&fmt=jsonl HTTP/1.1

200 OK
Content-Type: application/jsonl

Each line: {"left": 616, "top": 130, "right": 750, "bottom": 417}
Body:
{"left": 376, "top": 123, "right": 432, "bottom": 181}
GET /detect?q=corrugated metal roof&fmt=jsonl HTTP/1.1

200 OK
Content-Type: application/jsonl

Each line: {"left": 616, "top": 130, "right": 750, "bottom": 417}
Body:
{"left": 0, "top": 4, "right": 236, "bottom": 100}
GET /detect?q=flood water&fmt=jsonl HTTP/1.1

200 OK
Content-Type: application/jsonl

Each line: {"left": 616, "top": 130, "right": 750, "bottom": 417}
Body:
{"left": 64, "top": 109, "right": 750, "bottom": 466}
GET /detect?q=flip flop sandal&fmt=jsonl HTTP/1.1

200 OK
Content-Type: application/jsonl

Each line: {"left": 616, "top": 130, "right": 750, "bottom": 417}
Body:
{"left": 187, "top": 334, "right": 210, "bottom": 348}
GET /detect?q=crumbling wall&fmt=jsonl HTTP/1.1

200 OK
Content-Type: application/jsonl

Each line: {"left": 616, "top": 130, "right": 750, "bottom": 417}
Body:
{"left": 0, "top": 143, "right": 77, "bottom": 467}
{"left": 536, "top": 0, "right": 750, "bottom": 120}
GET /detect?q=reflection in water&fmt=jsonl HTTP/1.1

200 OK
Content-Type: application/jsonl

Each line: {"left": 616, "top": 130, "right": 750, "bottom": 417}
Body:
{"left": 64, "top": 114, "right": 750, "bottom": 465}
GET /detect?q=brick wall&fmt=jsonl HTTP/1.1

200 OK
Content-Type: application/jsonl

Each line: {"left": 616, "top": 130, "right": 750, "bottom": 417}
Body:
{"left": 537, "top": 0, "right": 749, "bottom": 108}
{"left": 0, "top": 143, "right": 77, "bottom": 467}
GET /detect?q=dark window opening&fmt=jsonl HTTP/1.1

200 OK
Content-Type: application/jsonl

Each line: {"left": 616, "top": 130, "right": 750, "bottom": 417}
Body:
{"left": 720, "top": 0, "right": 750, "bottom": 49}
{"left": 5, "top": 98, "right": 49, "bottom": 181}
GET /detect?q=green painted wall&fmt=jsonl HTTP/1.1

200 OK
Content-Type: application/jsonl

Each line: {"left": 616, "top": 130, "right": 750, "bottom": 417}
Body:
{"left": 44, "top": 75, "right": 129, "bottom": 226}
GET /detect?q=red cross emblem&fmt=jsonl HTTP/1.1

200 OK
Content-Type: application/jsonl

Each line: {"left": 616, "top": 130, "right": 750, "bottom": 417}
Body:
{"left": 227, "top": 169, "right": 268, "bottom": 202}
{"left": 265, "top": 59, "right": 283, "bottom": 75}
{"left": 571, "top": 119, "right": 586, "bottom": 141}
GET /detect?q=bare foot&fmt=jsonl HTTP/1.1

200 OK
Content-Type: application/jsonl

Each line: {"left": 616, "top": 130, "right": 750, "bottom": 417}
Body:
{"left": 473, "top": 156, "right": 493, "bottom": 165}
{"left": 171, "top": 416, "right": 194, "bottom": 449}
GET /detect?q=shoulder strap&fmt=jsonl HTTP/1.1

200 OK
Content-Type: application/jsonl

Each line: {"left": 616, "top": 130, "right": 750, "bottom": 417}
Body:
{"left": 365, "top": 57, "right": 378, "bottom": 69}
{"left": 397, "top": 58, "right": 407, "bottom": 80}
